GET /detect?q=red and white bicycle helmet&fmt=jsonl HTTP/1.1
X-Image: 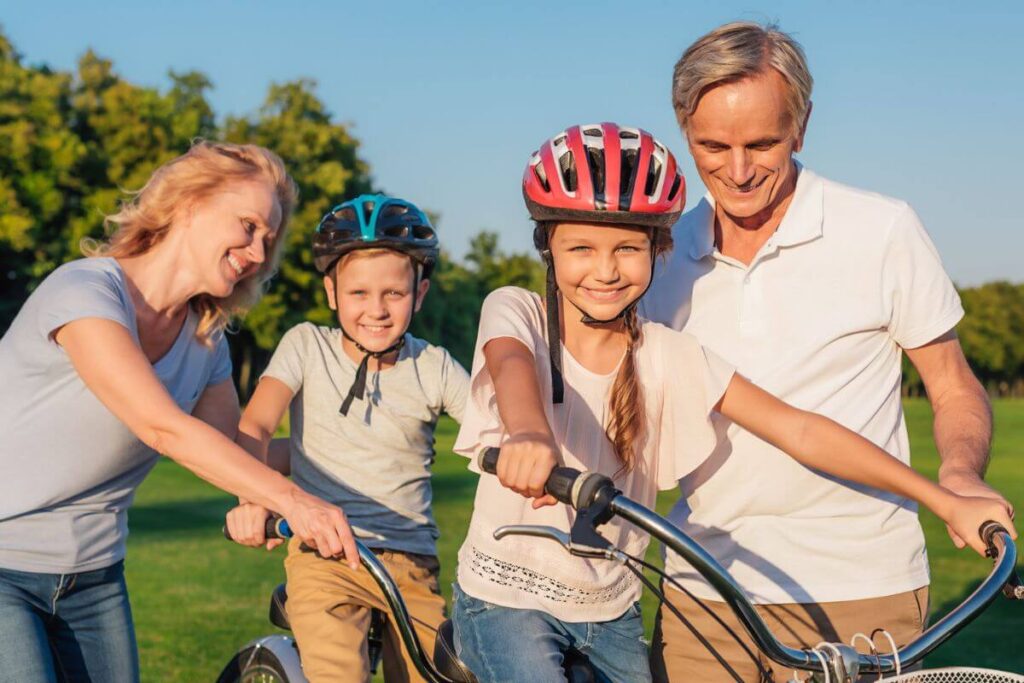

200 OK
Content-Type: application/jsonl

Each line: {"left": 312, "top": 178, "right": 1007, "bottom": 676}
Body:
{"left": 523, "top": 122, "right": 685, "bottom": 228}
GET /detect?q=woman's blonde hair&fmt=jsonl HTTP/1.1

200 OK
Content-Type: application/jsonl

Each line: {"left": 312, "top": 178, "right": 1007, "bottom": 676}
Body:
{"left": 536, "top": 222, "right": 673, "bottom": 473}
{"left": 86, "top": 140, "right": 298, "bottom": 344}
{"left": 671, "top": 21, "right": 813, "bottom": 134}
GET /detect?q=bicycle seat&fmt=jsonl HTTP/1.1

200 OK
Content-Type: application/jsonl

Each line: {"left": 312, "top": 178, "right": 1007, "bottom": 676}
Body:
{"left": 269, "top": 583, "right": 290, "bottom": 631}
{"left": 433, "top": 618, "right": 597, "bottom": 683}
{"left": 433, "top": 619, "right": 477, "bottom": 682}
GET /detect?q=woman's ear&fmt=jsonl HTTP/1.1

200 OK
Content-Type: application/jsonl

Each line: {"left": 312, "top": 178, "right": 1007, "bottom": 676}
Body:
{"left": 414, "top": 278, "right": 431, "bottom": 313}
{"left": 323, "top": 273, "right": 338, "bottom": 311}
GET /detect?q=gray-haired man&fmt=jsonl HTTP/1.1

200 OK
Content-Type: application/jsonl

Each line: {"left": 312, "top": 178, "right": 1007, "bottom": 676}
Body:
{"left": 642, "top": 21, "right": 1011, "bottom": 682}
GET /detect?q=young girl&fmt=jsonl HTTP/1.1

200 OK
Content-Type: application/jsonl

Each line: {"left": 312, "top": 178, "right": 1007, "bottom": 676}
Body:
{"left": 449, "top": 123, "right": 1016, "bottom": 683}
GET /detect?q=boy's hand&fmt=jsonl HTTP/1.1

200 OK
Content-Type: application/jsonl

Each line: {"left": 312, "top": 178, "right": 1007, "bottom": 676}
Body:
{"left": 226, "top": 503, "right": 284, "bottom": 551}
{"left": 498, "top": 431, "right": 561, "bottom": 509}
{"left": 281, "top": 490, "right": 360, "bottom": 570}
{"left": 946, "top": 494, "right": 1017, "bottom": 556}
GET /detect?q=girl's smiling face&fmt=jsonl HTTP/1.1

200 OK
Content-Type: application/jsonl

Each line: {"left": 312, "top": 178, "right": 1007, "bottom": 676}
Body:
{"left": 548, "top": 222, "right": 653, "bottom": 322}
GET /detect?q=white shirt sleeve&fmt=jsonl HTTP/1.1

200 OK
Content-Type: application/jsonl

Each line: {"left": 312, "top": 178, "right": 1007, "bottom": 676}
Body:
{"left": 882, "top": 204, "right": 964, "bottom": 349}
{"left": 653, "top": 329, "right": 735, "bottom": 489}
{"left": 260, "top": 324, "right": 308, "bottom": 393}
{"left": 452, "top": 287, "right": 546, "bottom": 467}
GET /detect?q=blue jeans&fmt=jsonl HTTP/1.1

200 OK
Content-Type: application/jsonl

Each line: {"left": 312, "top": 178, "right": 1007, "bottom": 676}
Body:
{"left": 451, "top": 583, "right": 651, "bottom": 683}
{"left": 0, "top": 560, "right": 139, "bottom": 683}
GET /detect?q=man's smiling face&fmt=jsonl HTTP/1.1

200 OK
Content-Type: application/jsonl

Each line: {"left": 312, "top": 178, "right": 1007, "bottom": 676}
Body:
{"left": 686, "top": 69, "right": 807, "bottom": 227}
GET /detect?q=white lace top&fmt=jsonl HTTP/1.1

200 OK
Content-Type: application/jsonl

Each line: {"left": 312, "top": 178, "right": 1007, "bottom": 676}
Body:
{"left": 454, "top": 287, "right": 734, "bottom": 623}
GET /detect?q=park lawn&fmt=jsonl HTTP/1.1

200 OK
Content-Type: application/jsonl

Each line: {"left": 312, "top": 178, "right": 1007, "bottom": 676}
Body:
{"left": 126, "top": 399, "right": 1024, "bottom": 681}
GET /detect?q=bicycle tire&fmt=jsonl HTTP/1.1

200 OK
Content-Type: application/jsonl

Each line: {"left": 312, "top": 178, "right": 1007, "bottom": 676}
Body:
{"left": 880, "top": 668, "right": 1024, "bottom": 683}
{"left": 216, "top": 645, "right": 292, "bottom": 683}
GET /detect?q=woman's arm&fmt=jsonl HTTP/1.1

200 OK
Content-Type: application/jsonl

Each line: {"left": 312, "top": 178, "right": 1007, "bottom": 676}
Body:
{"left": 717, "top": 374, "right": 1016, "bottom": 555}
{"left": 55, "top": 318, "right": 359, "bottom": 568}
{"left": 484, "top": 337, "right": 560, "bottom": 507}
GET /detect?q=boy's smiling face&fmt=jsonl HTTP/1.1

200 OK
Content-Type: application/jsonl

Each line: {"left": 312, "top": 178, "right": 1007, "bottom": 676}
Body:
{"left": 324, "top": 249, "right": 430, "bottom": 359}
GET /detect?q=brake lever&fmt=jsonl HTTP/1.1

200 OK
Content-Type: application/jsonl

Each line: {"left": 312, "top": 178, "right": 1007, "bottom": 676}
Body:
{"left": 493, "top": 524, "right": 627, "bottom": 562}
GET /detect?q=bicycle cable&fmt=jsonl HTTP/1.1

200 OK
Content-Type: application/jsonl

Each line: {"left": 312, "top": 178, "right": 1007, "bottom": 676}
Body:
{"left": 619, "top": 550, "right": 772, "bottom": 682}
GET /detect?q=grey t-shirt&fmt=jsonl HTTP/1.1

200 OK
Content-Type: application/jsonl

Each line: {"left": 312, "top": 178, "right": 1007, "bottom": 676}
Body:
{"left": 0, "top": 258, "right": 232, "bottom": 573}
{"left": 263, "top": 323, "right": 468, "bottom": 556}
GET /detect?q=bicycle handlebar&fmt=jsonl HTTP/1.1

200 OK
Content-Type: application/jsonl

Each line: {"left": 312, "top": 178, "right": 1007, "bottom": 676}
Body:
{"left": 480, "top": 446, "right": 1023, "bottom": 677}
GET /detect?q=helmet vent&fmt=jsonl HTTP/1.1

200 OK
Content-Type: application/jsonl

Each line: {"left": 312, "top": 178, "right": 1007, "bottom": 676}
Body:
{"left": 382, "top": 204, "right": 409, "bottom": 218}
{"left": 619, "top": 130, "right": 639, "bottom": 140}
{"left": 333, "top": 207, "right": 357, "bottom": 221}
{"left": 583, "top": 127, "right": 602, "bottom": 137}
{"left": 382, "top": 225, "right": 410, "bottom": 238}
{"left": 619, "top": 149, "right": 639, "bottom": 209}
{"left": 586, "top": 147, "right": 605, "bottom": 206}
{"left": 667, "top": 174, "right": 682, "bottom": 202}
{"left": 362, "top": 200, "right": 376, "bottom": 225}
{"left": 532, "top": 164, "right": 550, "bottom": 192}
{"left": 558, "top": 152, "right": 578, "bottom": 192}
{"left": 413, "top": 225, "right": 435, "bottom": 240}
{"left": 644, "top": 159, "right": 663, "bottom": 196}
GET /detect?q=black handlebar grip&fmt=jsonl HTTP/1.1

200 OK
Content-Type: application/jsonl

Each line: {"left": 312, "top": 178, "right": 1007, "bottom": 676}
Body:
{"left": 480, "top": 447, "right": 501, "bottom": 474}
{"left": 545, "top": 467, "right": 579, "bottom": 506}
{"left": 223, "top": 516, "right": 292, "bottom": 542}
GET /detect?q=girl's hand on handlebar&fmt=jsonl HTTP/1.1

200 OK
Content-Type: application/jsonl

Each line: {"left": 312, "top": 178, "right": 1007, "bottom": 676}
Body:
{"left": 947, "top": 494, "right": 1017, "bottom": 556}
{"left": 226, "top": 503, "right": 283, "bottom": 550}
{"left": 498, "top": 431, "right": 560, "bottom": 509}
{"left": 281, "top": 489, "right": 360, "bottom": 570}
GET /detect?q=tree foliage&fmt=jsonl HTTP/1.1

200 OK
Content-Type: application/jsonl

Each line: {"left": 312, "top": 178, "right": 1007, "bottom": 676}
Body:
{"left": 2, "top": 29, "right": 1021, "bottom": 398}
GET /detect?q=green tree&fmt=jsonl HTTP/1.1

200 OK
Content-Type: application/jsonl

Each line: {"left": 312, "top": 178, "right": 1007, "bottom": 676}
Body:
{"left": 223, "top": 79, "right": 373, "bottom": 395}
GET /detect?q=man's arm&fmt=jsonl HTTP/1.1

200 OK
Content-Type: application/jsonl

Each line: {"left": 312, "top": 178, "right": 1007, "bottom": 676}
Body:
{"left": 905, "top": 329, "right": 1012, "bottom": 547}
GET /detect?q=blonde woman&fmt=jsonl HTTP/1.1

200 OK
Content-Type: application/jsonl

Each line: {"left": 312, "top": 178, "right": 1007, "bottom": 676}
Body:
{"left": 0, "top": 141, "right": 358, "bottom": 683}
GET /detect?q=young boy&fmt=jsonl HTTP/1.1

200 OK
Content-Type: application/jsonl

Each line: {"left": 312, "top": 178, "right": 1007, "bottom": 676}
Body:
{"left": 225, "top": 194, "right": 469, "bottom": 683}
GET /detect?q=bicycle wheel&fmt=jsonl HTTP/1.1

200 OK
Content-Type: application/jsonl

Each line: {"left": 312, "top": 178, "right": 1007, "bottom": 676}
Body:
{"left": 880, "top": 668, "right": 1024, "bottom": 682}
{"left": 216, "top": 645, "right": 292, "bottom": 683}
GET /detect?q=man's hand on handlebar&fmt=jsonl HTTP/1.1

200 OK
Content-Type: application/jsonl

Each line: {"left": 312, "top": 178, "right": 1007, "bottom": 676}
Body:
{"left": 497, "top": 431, "right": 561, "bottom": 508}
{"left": 940, "top": 468, "right": 1015, "bottom": 549}
{"left": 225, "top": 503, "right": 283, "bottom": 551}
{"left": 946, "top": 493, "right": 1018, "bottom": 556}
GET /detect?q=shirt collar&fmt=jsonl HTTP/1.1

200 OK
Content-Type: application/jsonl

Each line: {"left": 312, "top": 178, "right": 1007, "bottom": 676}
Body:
{"left": 688, "top": 161, "right": 824, "bottom": 260}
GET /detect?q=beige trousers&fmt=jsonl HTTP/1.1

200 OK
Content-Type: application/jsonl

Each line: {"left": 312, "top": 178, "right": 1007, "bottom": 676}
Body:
{"left": 650, "top": 584, "right": 929, "bottom": 683}
{"left": 284, "top": 538, "right": 447, "bottom": 683}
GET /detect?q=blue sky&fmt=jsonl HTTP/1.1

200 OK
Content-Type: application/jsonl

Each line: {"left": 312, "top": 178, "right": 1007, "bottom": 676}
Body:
{"left": 5, "top": 1, "right": 1022, "bottom": 284}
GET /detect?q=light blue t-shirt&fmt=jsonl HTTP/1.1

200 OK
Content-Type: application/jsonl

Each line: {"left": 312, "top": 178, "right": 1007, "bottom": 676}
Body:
{"left": 0, "top": 258, "right": 232, "bottom": 573}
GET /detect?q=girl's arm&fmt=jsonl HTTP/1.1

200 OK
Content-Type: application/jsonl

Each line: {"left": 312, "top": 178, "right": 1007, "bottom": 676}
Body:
{"left": 484, "top": 337, "right": 560, "bottom": 508}
{"left": 717, "top": 374, "right": 1016, "bottom": 555}
{"left": 55, "top": 318, "right": 359, "bottom": 568}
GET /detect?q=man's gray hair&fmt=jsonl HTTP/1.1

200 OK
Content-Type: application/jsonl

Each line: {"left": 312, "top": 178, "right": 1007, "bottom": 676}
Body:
{"left": 672, "top": 21, "right": 813, "bottom": 133}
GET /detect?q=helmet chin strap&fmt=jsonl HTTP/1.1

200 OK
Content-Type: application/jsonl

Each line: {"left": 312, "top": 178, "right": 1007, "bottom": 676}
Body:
{"left": 544, "top": 250, "right": 655, "bottom": 404}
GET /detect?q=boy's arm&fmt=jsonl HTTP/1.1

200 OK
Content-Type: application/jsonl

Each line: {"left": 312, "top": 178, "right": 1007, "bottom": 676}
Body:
{"left": 716, "top": 374, "right": 1016, "bottom": 555}
{"left": 228, "top": 376, "right": 296, "bottom": 549}
{"left": 237, "top": 377, "right": 295, "bottom": 463}
{"left": 266, "top": 437, "right": 292, "bottom": 475}
{"left": 441, "top": 352, "right": 470, "bottom": 425}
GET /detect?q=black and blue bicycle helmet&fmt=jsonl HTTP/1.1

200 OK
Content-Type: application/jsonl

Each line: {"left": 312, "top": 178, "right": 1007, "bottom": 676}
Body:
{"left": 313, "top": 194, "right": 439, "bottom": 277}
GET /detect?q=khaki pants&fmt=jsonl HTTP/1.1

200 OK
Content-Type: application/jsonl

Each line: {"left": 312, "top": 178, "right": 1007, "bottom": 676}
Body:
{"left": 651, "top": 584, "right": 929, "bottom": 683}
{"left": 284, "top": 538, "right": 447, "bottom": 683}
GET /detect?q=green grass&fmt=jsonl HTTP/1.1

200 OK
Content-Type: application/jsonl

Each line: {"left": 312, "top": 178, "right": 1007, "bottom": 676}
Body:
{"left": 126, "top": 400, "right": 1024, "bottom": 681}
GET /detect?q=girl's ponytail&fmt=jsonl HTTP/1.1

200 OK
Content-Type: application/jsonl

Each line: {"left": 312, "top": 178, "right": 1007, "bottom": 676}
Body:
{"left": 606, "top": 306, "right": 644, "bottom": 473}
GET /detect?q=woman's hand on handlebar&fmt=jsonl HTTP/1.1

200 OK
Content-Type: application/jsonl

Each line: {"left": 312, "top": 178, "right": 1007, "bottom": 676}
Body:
{"left": 280, "top": 489, "right": 360, "bottom": 570}
{"left": 498, "top": 431, "right": 560, "bottom": 509}
{"left": 226, "top": 503, "right": 283, "bottom": 551}
{"left": 946, "top": 494, "right": 1017, "bottom": 556}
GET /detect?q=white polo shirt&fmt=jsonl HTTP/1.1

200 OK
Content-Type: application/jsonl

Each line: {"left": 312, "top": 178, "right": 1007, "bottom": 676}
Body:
{"left": 641, "top": 166, "right": 963, "bottom": 604}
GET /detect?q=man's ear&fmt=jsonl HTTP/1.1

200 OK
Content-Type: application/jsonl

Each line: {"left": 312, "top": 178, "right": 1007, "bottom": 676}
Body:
{"left": 794, "top": 101, "right": 813, "bottom": 153}
{"left": 323, "top": 273, "right": 338, "bottom": 311}
{"left": 414, "top": 278, "right": 431, "bottom": 313}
